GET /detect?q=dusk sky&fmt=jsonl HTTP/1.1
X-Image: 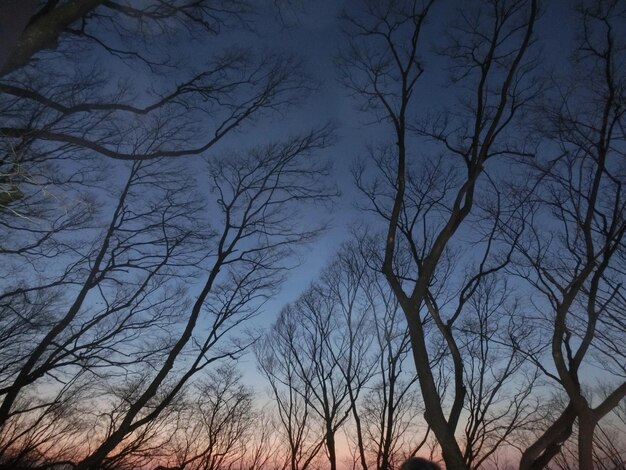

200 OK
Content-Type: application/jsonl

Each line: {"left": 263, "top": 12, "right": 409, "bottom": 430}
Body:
{"left": 1, "top": 1, "right": 624, "bottom": 470}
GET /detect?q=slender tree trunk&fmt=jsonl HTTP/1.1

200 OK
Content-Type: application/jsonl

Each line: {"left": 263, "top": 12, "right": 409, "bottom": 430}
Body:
{"left": 327, "top": 426, "right": 337, "bottom": 470}
{"left": 380, "top": 374, "right": 395, "bottom": 470}
{"left": 291, "top": 446, "right": 297, "bottom": 470}
{"left": 577, "top": 411, "right": 596, "bottom": 470}
{"left": 350, "top": 399, "right": 368, "bottom": 470}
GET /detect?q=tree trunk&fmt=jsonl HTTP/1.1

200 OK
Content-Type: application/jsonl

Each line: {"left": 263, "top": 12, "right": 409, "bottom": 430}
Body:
{"left": 518, "top": 404, "right": 575, "bottom": 470}
{"left": 350, "top": 400, "right": 368, "bottom": 470}
{"left": 327, "top": 426, "right": 337, "bottom": 470}
{"left": 577, "top": 411, "right": 596, "bottom": 470}
{"left": 405, "top": 305, "right": 468, "bottom": 470}
{"left": 0, "top": 0, "right": 106, "bottom": 76}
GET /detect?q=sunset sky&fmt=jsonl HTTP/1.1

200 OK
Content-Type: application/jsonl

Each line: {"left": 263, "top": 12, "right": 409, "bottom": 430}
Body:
{"left": 1, "top": 1, "right": 624, "bottom": 469}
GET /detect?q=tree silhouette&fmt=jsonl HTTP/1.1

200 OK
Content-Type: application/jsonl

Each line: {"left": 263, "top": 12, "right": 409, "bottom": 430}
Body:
{"left": 339, "top": 0, "right": 539, "bottom": 468}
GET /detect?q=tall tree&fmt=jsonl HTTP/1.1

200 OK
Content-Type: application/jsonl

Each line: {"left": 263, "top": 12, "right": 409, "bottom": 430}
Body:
{"left": 256, "top": 308, "right": 324, "bottom": 470}
{"left": 513, "top": 3, "right": 626, "bottom": 468}
{"left": 0, "top": 125, "right": 335, "bottom": 469}
{"left": 258, "top": 242, "right": 374, "bottom": 470}
{"left": 1, "top": 1, "right": 337, "bottom": 466}
{"left": 349, "top": 234, "right": 428, "bottom": 470}
{"left": 339, "top": 1, "right": 539, "bottom": 468}
{"left": 73, "top": 128, "right": 334, "bottom": 470}
{"left": 0, "top": 158, "right": 204, "bottom": 450}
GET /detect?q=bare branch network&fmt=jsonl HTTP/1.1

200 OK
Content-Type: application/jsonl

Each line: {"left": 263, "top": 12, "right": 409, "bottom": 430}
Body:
{"left": 0, "top": 1, "right": 625, "bottom": 470}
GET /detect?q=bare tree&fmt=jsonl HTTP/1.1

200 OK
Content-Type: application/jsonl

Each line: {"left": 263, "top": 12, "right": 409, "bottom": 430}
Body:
{"left": 357, "top": 299, "right": 425, "bottom": 470}
{"left": 71, "top": 127, "right": 335, "bottom": 470}
{"left": 258, "top": 258, "right": 369, "bottom": 470}
{"left": 0, "top": 0, "right": 298, "bottom": 79}
{"left": 316, "top": 243, "right": 381, "bottom": 470}
{"left": 259, "top": 237, "right": 435, "bottom": 470}
{"left": 256, "top": 317, "right": 324, "bottom": 470}
{"left": 352, "top": 235, "right": 427, "bottom": 470}
{"left": 459, "top": 277, "right": 540, "bottom": 470}
{"left": 591, "top": 414, "right": 626, "bottom": 469}
{"left": 546, "top": 398, "right": 626, "bottom": 470}
{"left": 257, "top": 240, "right": 380, "bottom": 470}
{"left": 234, "top": 411, "right": 286, "bottom": 470}
{"left": 0, "top": 119, "right": 334, "bottom": 469}
{"left": 511, "top": 3, "right": 626, "bottom": 469}
{"left": 0, "top": 158, "right": 204, "bottom": 462}
{"left": 164, "top": 364, "right": 256, "bottom": 470}
{"left": 0, "top": 6, "right": 324, "bottom": 460}
{"left": 0, "top": 0, "right": 105, "bottom": 76}
{"left": 339, "top": 1, "right": 539, "bottom": 468}
{"left": 0, "top": 382, "right": 88, "bottom": 468}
